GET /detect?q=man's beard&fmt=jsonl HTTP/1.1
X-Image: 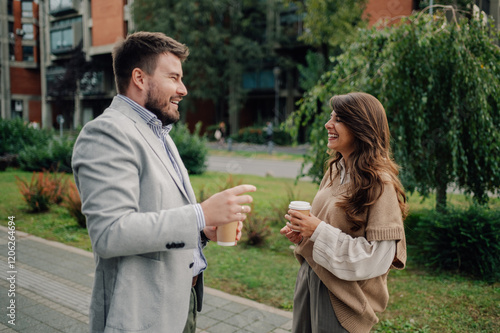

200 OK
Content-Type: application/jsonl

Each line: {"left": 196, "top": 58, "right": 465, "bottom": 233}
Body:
{"left": 145, "top": 86, "right": 180, "bottom": 126}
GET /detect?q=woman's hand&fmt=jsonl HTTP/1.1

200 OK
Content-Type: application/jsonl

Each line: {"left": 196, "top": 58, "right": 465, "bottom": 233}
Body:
{"left": 280, "top": 225, "right": 303, "bottom": 244}
{"left": 284, "top": 210, "right": 321, "bottom": 238}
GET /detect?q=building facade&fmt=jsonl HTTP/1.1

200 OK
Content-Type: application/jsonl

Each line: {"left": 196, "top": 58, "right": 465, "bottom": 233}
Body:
{"left": 0, "top": 0, "right": 133, "bottom": 129}
{"left": 1, "top": 0, "right": 41, "bottom": 126}
{"left": 40, "top": 0, "right": 133, "bottom": 129}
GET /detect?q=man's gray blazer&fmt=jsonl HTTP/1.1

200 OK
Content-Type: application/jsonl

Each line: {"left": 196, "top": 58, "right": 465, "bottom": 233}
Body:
{"left": 72, "top": 97, "right": 202, "bottom": 333}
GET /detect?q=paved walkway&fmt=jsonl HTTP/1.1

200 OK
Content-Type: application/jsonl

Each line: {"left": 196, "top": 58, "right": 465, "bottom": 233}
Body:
{"left": 0, "top": 226, "right": 292, "bottom": 333}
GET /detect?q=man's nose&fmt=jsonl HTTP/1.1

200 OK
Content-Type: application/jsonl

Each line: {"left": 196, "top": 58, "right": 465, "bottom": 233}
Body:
{"left": 178, "top": 82, "right": 188, "bottom": 96}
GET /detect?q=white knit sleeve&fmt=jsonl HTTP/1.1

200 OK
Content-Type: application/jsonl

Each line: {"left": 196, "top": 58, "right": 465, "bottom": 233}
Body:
{"left": 311, "top": 222, "right": 396, "bottom": 281}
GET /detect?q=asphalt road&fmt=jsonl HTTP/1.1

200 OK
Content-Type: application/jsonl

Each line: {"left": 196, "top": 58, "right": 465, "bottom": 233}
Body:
{"left": 206, "top": 155, "right": 312, "bottom": 181}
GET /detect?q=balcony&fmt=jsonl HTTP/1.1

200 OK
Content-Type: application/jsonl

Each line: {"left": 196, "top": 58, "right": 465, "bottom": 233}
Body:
{"left": 49, "top": 0, "right": 80, "bottom": 16}
{"left": 50, "top": 18, "right": 83, "bottom": 55}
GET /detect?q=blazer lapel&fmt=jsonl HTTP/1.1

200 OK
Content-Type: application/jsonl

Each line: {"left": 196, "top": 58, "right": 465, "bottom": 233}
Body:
{"left": 164, "top": 134, "right": 197, "bottom": 203}
{"left": 110, "top": 97, "right": 191, "bottom": 201}
{"left": 135, "top": 121, "right": 191, "bottom": 201}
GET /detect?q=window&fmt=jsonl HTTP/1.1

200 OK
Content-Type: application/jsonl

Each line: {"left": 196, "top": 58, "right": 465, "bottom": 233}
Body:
{"left": 8, "top": 22, "right": 14, "bottom": 38}
{"left": 22, "top": 24, "right": 34, "bottom": 40}
{"left": 8, "top": 1, "right": 13, "bottom": 15}
{"left": 51, "top": 28, "right": 74, "bottom": 53}
{"left": 22, "top": 46, "right": 34, "bottom": 61}
{"left": 243, "top": 70, "right": 275, "bottom": 90}
{"left": 9, "top": 43, "right": 15, "bottom": 61}
{"left": 477, "top": 0, "right": 491, "bottom": 14}
{"left": 22, "top": 0, "right": 33, "bottom": 18}
{"left": 11, "top": 100, "right": 23, "bottom": 119}
{"left": 50, "top": 17, "right": 82, "bottom": 54}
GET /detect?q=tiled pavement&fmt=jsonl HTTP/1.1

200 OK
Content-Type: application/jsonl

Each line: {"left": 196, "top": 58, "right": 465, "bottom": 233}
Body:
{"left": 0, "top": 226, "right": 292, "bottom": 333}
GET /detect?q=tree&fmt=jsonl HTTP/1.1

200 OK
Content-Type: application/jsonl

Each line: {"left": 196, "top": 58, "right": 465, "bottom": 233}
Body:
{"left": 48, "top": 42, "right": 92, "bottom": 129}
{"left": 133, "top": 0, "right": 273, "bottom": 134}
{"left": 286, "top": 0, "right": 367, "bottom": 59}
{"left": 284, "top": 0, "right": 367, "bottom": 90}
{"left": 290, "top": 8, "right": 500, "bottom": 210}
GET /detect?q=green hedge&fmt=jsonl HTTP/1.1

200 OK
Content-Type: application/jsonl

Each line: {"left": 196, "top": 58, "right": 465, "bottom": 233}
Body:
{"left": 230, "top": 126, "right": 293, "bottom": 146}
{"left": 170, "top": 122, "right": 208, "bottom": 175}
{"left": 18, "top": 136, "right": 75, "bottom": 173}
{"left": 0, "top": 118, "right": 51, "bottom": 155}
{"left": 0, "top": 118, "right": 52, "bottom": 170}
{"left": 406, "top": 206, "right": 500, "bottom": 282}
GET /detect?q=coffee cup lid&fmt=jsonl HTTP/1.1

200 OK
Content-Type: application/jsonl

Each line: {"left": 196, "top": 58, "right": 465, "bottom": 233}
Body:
{"left": 289, "top": 201, "right": 311, "bottom": 210}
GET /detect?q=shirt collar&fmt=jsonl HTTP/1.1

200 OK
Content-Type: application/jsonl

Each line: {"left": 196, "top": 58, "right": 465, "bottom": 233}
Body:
{"left": 339, "top": 158, "right": 350, "bottom": 185}
{"left": 117, "top": 94, "right": 173, "bottom": 134}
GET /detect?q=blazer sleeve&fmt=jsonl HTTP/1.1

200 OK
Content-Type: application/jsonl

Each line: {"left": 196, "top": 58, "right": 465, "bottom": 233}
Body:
{"left": 72, "top": 114, "right": 199, "bottom": 259}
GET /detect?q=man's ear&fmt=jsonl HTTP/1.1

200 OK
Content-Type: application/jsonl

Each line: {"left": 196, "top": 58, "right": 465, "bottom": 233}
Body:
{"left": 131, "top": 68, "right": 147, "bottom": 91}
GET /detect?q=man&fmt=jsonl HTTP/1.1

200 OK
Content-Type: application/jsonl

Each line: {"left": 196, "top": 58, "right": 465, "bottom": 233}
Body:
{"left": 72, "top": 31, "right": 256, "bottom": 333}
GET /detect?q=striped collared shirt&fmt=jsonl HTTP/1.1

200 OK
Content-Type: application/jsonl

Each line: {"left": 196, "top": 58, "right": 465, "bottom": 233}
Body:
{"left": 117, "top": 94, "right": 207, "bottom": 277}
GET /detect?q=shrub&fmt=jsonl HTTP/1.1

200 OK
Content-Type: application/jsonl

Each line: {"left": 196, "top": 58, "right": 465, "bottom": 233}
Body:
{"left": 15, "top": 171, "right": 68, "bottom": 212}
{"left": 230, "top": 125, "right": 293, "bottom": 146}
{"left": 0, "top": 118, "right": 51, "bottom": 155}
{"left": 0, "top": 118, "right": 51, "bottom": 169}
{"left": 18, "top": 135, "right": 75, "bottom": 173}
{"left": 408, "top": 206, "right": 500, "bottom": 282}
{"left": 272, "top": 128, "right": 293, "bottom": 146}
{"left": 232, "top": 126, "right": 266, "bottom": 144}
{"left": 243, "top": 203, "right": 272, "bottom": 246}
{"left": 0, "top": 154, "right": 18, "bottom": 171}
{"left": 170, "top": 122, "right": 208, "bottom": 175}
{"left": 63, "top": 182, "right": 86, "bottom": 228}
{"left": 245, "top": 216, "right": 271, "bottom": 246}
{"left": 49, "top": 136, "right": 75, "bottom": 173}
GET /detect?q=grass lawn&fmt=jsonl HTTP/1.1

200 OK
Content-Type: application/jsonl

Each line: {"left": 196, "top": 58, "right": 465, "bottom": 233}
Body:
{"left": 1, "top": 168, "right": 499, "bottom": 332}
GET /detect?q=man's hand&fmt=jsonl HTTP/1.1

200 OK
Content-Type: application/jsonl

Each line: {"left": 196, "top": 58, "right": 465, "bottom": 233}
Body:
{"left": 203, "top": 221, "right": 243, "bottom": 243}
{"left": 200, "top": 184, "right": 256, "bottom": 227}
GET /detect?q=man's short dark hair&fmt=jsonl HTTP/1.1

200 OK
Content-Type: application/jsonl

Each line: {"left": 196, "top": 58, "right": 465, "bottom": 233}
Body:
{"left": 112, "top": 31, "right": 189, "bottom": 94}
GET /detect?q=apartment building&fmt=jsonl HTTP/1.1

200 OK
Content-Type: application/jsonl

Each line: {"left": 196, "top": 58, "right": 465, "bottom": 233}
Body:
{"left": 0, "top": 0, "right": 133, "bottom": 129}
{"left": 0, "top": 0, "right": 41, "bottom": 126}
{"left": 41, "top": 0, "right": 133, "bottom": 129}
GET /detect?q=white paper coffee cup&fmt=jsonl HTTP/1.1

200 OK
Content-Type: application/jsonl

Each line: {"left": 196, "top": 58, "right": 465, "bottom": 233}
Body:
{"left": 288, "top": 201, "right": 311, "bottom": 231}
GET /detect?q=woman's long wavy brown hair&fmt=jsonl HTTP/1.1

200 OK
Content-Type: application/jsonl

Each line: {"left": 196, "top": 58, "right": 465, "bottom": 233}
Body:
{"left": 326, "top": 92, "right": 408, "bottom": 231}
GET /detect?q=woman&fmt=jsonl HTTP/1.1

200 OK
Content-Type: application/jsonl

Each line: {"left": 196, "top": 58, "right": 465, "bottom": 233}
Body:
{"left": 281, "top": 92, "right": 407, "bottom": 333}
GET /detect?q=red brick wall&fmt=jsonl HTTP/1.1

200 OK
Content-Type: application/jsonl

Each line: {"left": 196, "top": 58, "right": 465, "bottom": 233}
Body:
{"left": 11, "top": 1, "right": 40, "bottom": 62}
{"left": 365, "top": 0, "right": 415, "bottom": 26}
{"left": 10, "top": 67, "right": 41, "bottom": 95}
{"left": 29, "top": 100, "right": 42, "bottom": 124}
{"left": 91, "top": 0, "right": 127, "bottom": 46}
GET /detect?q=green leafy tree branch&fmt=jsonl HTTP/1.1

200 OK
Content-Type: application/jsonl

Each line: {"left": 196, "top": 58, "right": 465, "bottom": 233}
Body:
{"left": 291, "top": 8, "right": 500, "bottom": 210}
